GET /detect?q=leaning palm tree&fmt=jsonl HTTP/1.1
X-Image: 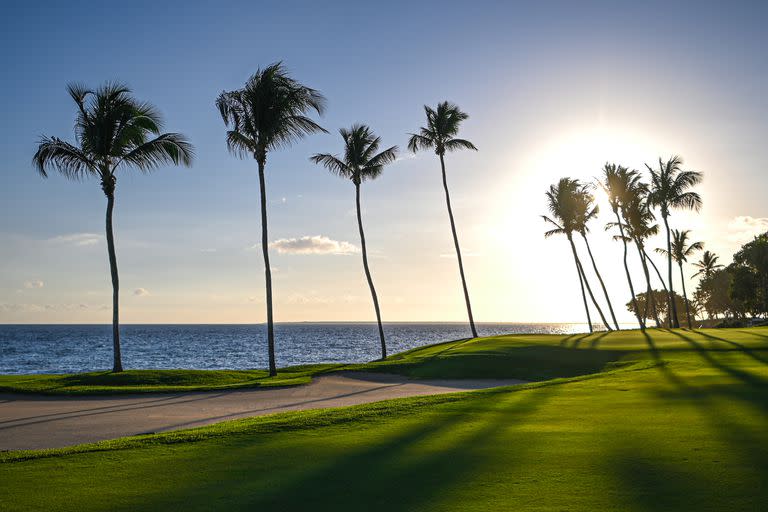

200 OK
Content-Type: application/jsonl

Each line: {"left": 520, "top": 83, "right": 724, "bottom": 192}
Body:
{"left": 543, "top": 178, "right": 612, "bottom": 332}
{"left": 692, "top": 250, "right": 723, "bottom": 280}
{"left": 311, "top": 125, "right": 397, "bottom": 359}
{"left": 408, "top": 101, "right": 479, "bottom": 338}
{"left": 656, "top": 229, "right": 703, "bottom": 329}
{"left": 33, "top": 83, "right": 193, "bottom": 373}
{"left": 217, "top": 63, "right": 326, "bottom": 376}
{"left": 646, "top": 156, "right": 703, "bottom": 328}
{"left": 572, "top": 185, "right": 620, "bottom": 330}
{"left": 619, "top": 190, "right": 663, "bottom": 327}
{"left": 600, "top": 163, "right": 645, "bottom": 329}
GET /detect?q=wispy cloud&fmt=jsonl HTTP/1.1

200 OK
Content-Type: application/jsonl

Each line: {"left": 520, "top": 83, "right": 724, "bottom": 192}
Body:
{"left": 726, "top": 216, "right": 768, "bottom": 244}
{"left": 269, "top": 235, "right": 359, "bottom": 255}
{"left": 48, "top": 233, "right": 101, "bottom": 246}
{"left": 23, "top": 279, "right": 44, "bottom": 289}
{"left": 133, "top": 288, "right": 150, "bottom": 297}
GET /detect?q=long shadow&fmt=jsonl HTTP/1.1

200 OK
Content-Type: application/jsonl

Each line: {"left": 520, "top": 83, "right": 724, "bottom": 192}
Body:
{"left": 560, "top": 333, "right": 589, "bottom": 347}
{"left": 693, "top": 329, "right": 768, "bottom": 365}
{"left": 589, "top": 331, "right": 610, "bottom": 349}
{"left": 665, "top": 330, "right": 768, "bottom": 389}
{"left": 121, "top": 385, "right": 557, "bottom": 512}
{"left": 0, "top": 383, "right": 409, "bottom": 434}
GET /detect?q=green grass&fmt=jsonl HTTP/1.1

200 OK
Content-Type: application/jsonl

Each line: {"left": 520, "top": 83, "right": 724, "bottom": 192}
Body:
{"left": 2, "top": 327, "right": 768, "bottom": 511}
{"left": 0, "top": 365, "right": 347, "bottom": 394}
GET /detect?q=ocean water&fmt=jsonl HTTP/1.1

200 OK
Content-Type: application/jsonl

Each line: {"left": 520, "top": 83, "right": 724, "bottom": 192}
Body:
{"left": 0, "top": 323, "right": 594, "bottom": 375}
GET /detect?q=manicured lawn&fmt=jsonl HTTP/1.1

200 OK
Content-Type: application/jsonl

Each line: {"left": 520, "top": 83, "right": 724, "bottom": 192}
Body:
{"left": 2, "top": 327, "right": 768, "bottom": 511}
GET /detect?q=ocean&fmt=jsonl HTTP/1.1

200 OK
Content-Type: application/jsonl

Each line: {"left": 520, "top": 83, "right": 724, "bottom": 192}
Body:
{"left": 0, "top": 322, "right": 594, "bottom": 374}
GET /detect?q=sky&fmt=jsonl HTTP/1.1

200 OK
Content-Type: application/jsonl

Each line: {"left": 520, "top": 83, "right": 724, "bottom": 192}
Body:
{"left": 1, "top": 0, "right": 767, "bottom": 324}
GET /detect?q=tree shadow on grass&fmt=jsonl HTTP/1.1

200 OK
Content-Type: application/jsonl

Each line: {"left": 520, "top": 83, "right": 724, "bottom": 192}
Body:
{"left": 692, "top": 330, "right": 768, "bottom": 365}
{"left": 120, "top": 386, "right": 557, "bottom": 512}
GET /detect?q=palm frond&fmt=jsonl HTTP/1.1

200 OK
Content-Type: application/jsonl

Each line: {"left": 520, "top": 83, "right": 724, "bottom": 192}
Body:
{"left": 32, "top": 136, "right": 98, "bottom": 179}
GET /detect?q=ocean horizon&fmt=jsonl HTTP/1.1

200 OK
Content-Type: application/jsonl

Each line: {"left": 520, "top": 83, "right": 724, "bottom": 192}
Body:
{"left": 0, "top": 322, "right": 629, "bottom": 375}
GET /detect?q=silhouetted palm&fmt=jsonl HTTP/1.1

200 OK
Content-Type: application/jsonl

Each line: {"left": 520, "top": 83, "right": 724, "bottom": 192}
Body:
{"left": 311, "top": 125, "right": 397, "bottom": 359}
{"left": 692, "top": 251, "right": 723, "bottom": 279}
{"left": 600, "top": 163, "right": 645, "bottom": 329}
{"left": 656, "top": 229, "right": 703, "bottom": 328}
{"left": 572, "top": 185, "right": 620, "bottom": 330}
{"left": 543, "top": 178, "right": 612, "bottom": 332}
{"left": 619, "top": 189, "right": 663, "bottom": 327}
{"left": 408, "top": 101, "right": 479, "bottom": 338}
{"left": 646, "top": 156, "right": 703, "bottom": 328}
{"left": 33, "top": 83, "right": 193, "bottom": 372}
{"left": 217, "top": 63, "right": 326, "bottom": 376}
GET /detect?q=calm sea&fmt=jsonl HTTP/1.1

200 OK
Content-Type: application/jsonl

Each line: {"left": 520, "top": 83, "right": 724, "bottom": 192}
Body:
{"left": 0, "top": 323, "right": 593, "bottom": 375}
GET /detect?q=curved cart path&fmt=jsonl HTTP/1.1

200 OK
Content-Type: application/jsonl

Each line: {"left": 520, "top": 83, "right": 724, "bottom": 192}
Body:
{"left": 0, "top": 372, "right": 525, "bottom": 451}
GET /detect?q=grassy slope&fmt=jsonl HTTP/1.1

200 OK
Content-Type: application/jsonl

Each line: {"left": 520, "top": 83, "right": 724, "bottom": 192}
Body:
{"left": 2, "top": 327, "right": 768, "bottom": 511}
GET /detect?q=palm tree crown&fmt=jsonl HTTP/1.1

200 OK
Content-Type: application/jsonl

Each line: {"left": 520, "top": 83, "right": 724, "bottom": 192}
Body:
{"left": 34, "top": 82, "right": 193, "bottom": 188}
{"left": 692, "top": 250, "right": 724, "bottom": 279}
{"left": 216, "top": 62, "right": 327, "bottom": 163}
{"left": 543, "top": 178, "right": 585, "bottom": 237}
{"left": 646, "top": 156, "right": 703, "bottom": 217}
{"left": 657, "top": 229, "right": 704, "bottom": 263}
{"left": 311, "top": 124, "right": 397, "bottom": 184}
{"left": 407, "top": 101, "right": 477, "bottom": 156}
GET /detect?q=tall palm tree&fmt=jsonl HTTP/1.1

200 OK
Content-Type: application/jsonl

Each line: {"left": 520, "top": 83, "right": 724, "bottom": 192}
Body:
{"left": 620, "top": 190, "right": 663, "bottom": 327}
{"left": 656, "top": 229, "right": 703, "bottom": 329}
{"left": 33, "top": 83, "right": 193, "bottom": 373}
{"left": 692, "top": 251, "right": 723, "bottom": 279}
{"left": 311, "top": 125, "right": 397, "bottom": 359}
{"left": 600, "top": 163, "right": 645, "bottom": 329}
{"left": 217, "top": 63, "right": 326, "bottom": 376}
{"left": 543, "top": 178, "right": 612, "bottom": 332}
{"left": 646, "top": 156, "right": 703, "bottom": 328}
{"left": 408, "top": 101, "right": 479, "bottom": 338}
{"left": 572, "top": 185, "right": 620, "bottom": 330}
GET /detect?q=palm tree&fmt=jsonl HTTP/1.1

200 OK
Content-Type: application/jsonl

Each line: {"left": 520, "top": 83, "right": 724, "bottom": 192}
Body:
{"left": 619, "top": 190, "right": 663, "bottom": 327}
{"left": 692, "top": 251, "right": 723, "bottom": 279}
{"left": 217, "top": 63, "right": 326, "bottom": 376}
{"left": 572, "top": 185, "right": 620, "bottom": 330}
{"left": 33, "top": 83, "right": 193, "bottom": 373}
{"left": 543, "top": 178, "right": 612, "bottom": 332}
{"left": 646, "top": 156, "right": 703, "bottom": 328}
{"left": 600, "top": 163, "right": 645, "bottom": 329}
{"left": 656, "top": 229, "right": 703, "bottom": 329}
{"left": 311, "top": 125, "right": 397, "bottom": 359}
{"left": 407, "top": 101, "right": 479, "bottom": 338}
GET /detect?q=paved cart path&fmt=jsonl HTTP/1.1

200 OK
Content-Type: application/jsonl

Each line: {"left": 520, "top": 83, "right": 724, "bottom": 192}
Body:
{"left": 0, "top": 372, "right": 525, "bottom": 450}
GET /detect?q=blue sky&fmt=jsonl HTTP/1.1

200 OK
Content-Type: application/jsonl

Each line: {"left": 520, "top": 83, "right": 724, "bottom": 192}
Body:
{"left": 1, "top": 0, "right": 767, "bottom": 323}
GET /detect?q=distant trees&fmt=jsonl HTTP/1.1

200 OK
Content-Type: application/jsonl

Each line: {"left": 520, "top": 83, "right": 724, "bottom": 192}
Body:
{"left": 311, "top": 125, "right": 397, "bottom": 359}
{"left": 408, "top": 102, "right": 479, "bottom": 338}
{"left": 728, "top": 233, "right": 768, "bottom": 318}
{"left": 627, "top": 290, "right": 688, "bottom": 327}
{"left": 33, "top": 83, "right": 193, "bottom": 372}
{"left": 217, "top": 63, "right": 326, "bottom": 376}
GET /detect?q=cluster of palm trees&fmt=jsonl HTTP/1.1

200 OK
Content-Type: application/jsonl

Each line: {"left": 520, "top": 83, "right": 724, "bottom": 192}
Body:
{"left": 543, "top": 157, "right": 705, "bottom": 332}
{"left": 33, "top": 63, "right": 479, "bottom": 373}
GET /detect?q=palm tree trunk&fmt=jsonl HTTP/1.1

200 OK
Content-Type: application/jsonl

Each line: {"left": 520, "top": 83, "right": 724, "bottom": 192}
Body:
{"left": 105, "top": 190, "right": 122, "bottom": 373}
{"left": 679, "top": 263, "right": 693, "bottom": 328}
{"left": 663, "top": 215, "right": 680, "bottom": 328}
{"left": 581, "top": 232, "right": 620, "bottom": 330}
{"left": 257, "top": 159, "right": 277, "bottom": 376}
{"left": 570, "top": 240, "right": 593, "bottom": 333}
{"left": 569, "top": 235, "right": 611, "bottom": 331}
{"left": 644, "top": 249, "right": 670, "bottom": 328}
{"left": 636, "top": 241, "right": 661, "bottom": 328}
{"left": 615, "top": 212, "right": 644, "bottom": 329}
{"left": 355, "top": 182, "right": 387, "bottom": 359}
{"left": 439, "top": 154, "right": 477, "bottom": 338}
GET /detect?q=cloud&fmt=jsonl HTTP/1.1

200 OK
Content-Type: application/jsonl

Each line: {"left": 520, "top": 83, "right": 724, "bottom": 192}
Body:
{"left": 133, "top": 288, "right": 150, "bottom": 297}
{"left": 23, "top": 279, "right": 44, "bottom": 289}
{"left": 269, "top": 235, "right": 359, "bottom": 255}
{"left": 726, "top": 216, "right": 768, "bottom": 244}
{"left": 48, "top": 233, "right": 101, "bottom": 246}
{"left": 284, "top": 293, "right": 333, "bottom": 305}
